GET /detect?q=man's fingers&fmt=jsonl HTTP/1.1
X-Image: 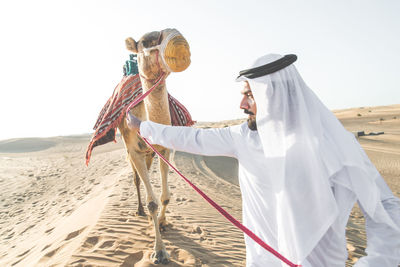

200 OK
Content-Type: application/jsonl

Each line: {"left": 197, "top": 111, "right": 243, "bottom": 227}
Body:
{"left": 126, "top": 113, "right": 141, "bottom": 131}
{"left": 126, "top": 113, "right": 135, "bottom": 123}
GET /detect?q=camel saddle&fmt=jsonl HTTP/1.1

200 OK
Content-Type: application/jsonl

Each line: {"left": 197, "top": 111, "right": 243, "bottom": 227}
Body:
{"left": 86, "top": 55, "right": 195, "bottom": 165}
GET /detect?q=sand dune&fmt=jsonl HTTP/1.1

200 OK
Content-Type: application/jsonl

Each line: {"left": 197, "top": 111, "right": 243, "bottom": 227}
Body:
{"left": 0, "top": 104, "right": 399, "bottom": 266}
{"left": 0, "top": 138, "right": 56, "bottom": 153}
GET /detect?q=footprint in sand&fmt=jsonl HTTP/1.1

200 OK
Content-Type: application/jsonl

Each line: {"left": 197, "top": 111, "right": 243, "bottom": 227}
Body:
{"left": 82, "top": 236, "right": 100, "bottom": 249}
{"left": 120, "top": 251, "right": 144, "bottom": 267}
{"left": 41, "top": 244, "right": 51, "bottom": 251}
{"left": 175, "top": 197, "right": 192, "bottom": 206}
{"left": 117, "top": 245, "right": 132, "bottom": 250}
{"left": 191, "top": 225, "right": 208, "bottom": 241}
{"left": 20, "top": 224, "right": 35, "bottom": 235}
{"left": 70, "top": 258, "right": 87, "bottom": 265}
{"left": 5, "top": 232, "right": 14, "bottom": 239}
{"left": 170, "top": 248, "right": 197, "bottom": 265}
{"left": 99, "top": 240, "right": 115, "bottom": 249}
{"left": 175, "top": 197, "right": 187, "bottom": 202}
{"left": 17, "top": 248, "right": 31, "bottom": 257}
{"left": 65, "top": 227, "right": 86, "bottom": 241}
{"left": 64, "top": 208, "right": 74, "bottom": 216}
{"left": 191, "top": 225, "right": 202, "bottom": 234}
{"left": 45, "top": 227, "right": 54, "bottom": 234}
{"left": 39, "top": 243, "right": 67, "bottom": 263}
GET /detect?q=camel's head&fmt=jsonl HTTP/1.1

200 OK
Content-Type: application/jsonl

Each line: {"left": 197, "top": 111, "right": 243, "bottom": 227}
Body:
{"left": 125, "top": 28, "right": 191, "bottom": 80}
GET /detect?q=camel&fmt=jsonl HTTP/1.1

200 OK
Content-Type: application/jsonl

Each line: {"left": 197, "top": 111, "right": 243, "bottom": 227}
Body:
{"left": 117, "top": 28, "right": 191, "bottom": 264}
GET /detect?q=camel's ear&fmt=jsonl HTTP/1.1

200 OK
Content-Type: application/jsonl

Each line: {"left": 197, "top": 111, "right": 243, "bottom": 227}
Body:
{"left": 125, "top": 37, "right": 138, "bottom": 53}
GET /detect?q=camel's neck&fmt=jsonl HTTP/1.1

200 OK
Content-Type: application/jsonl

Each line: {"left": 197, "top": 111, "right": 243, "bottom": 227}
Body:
{"left": 141, "top": 77, "right": 171, "bottom": 125}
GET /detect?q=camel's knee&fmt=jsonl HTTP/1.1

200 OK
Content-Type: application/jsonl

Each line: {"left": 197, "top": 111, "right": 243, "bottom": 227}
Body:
{"left": 162, "top": 199, "right": 169, "bottom": 205}
{"left": 147, "top": 201, "right": 159, "bottom": 215}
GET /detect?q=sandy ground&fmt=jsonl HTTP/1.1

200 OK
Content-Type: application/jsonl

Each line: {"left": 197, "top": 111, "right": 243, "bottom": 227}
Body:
{"left": 0, "top": 104, "right": 399, "bottom": 267}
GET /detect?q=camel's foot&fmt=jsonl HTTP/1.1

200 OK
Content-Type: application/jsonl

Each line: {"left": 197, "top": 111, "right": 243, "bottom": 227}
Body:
{"left": 151, "top": 248, "right": 170, "bottom": 264}
{"left": 158, "top": 217, "right": 170, "bottom": 232}
{"left": 136, "top": 205, "right": 146, "bottom": 216}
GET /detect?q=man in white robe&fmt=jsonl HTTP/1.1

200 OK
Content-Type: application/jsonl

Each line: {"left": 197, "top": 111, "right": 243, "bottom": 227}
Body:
{"left": 126, "top": 54, "right": 400, "bottom": 266}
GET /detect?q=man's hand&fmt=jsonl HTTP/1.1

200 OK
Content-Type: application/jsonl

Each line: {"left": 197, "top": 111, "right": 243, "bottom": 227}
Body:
{"left": 126, "top": 113, "right": 142, "bottom": 132}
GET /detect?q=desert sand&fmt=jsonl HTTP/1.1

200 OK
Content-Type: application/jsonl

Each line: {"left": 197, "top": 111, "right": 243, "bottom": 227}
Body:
{"left": 0, "top": 104, "right": 399, "bottom": 267}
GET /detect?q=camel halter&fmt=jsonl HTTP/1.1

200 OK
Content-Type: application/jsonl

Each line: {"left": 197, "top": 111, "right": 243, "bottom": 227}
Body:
{"left": 126, "top": 30, "right": 187, "bottom": 114}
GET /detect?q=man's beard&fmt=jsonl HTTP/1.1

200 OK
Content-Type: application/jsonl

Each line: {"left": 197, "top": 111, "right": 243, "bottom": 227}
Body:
{"left": 244, "top": 110, "right": 257, "bottom": 131}
{"left": 247, "top": 117, "right": 257, "bottom": 131}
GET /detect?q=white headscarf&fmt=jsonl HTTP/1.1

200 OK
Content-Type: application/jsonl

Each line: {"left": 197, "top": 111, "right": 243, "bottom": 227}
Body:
{"left": 236, "top": 54, "right": 399, "bottom": 263}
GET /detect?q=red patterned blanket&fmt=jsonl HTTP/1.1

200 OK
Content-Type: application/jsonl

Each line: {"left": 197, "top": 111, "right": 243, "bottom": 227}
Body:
{"left": 86, "top": 74, "right": 194, "bottom": 165}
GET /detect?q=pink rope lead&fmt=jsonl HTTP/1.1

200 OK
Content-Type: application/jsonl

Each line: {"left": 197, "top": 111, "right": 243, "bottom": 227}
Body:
{"left": 139, "top": 134, "right": 302, "bottom": 267}
{"left": 125, "top": 50, "right": 166, "bottom": 117}
{"left": 125, "top": 72, "right": 166, "bottom": 117}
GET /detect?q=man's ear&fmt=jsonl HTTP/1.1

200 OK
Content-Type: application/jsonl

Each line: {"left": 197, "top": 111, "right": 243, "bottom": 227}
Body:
{"left": 125, "top": 37, "right": 138, "bottom": 53}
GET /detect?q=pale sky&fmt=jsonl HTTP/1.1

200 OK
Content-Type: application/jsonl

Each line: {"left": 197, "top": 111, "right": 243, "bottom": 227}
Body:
{"left": 0, "top": 0, "right": 399, "bottom": 141}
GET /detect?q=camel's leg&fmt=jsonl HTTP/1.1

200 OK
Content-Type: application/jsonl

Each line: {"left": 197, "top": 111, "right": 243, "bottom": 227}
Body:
{"left": 131, "top": 165, "right": 146, "bottom": 216}
{"left": 158, "top": 148, "right": 171, "bottom": 230}
{"left": 130, "top": 152, "right": 154, "bottom": 217}
{"left": 129, "top": 151, "right": 169, "bottom": 264}
{"left": 146, "top": 152, "right": 155, "bottom": 170}
{"left": 128, "top": 152, "right": 154, "bottom": 217}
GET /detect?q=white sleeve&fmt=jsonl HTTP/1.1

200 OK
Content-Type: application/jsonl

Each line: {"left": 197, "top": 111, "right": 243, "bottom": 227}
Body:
{"left": 354, "top": 181, "right": 400, "bottom": 267}
{"left": 140, "top": 121, "right": 237, "bottom": 158}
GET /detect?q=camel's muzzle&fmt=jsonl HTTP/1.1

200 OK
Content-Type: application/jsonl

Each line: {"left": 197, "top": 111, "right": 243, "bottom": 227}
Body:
{"left": 142, "top": 29, "right": 191, "bottom": 73}
{"left": 162, "top": 31, "right": 191, "bottom": 72}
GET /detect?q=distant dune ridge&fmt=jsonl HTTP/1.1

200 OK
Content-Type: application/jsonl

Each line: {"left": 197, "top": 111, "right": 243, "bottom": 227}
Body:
{"left": 0, "top": 104, "right": 399, "bottom": 266}
{"left": 0, "top": 138, "right": 56, "bottom": 153}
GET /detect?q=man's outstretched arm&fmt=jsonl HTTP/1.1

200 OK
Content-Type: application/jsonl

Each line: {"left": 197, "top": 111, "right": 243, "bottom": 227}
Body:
{"left": 126, "top": 113, "right": 237, "bottom": 158}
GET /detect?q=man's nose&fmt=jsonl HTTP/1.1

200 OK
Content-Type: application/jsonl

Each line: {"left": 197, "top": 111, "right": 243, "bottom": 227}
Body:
{"left": 240, "top": 96, "right": 249, "bottom": 109}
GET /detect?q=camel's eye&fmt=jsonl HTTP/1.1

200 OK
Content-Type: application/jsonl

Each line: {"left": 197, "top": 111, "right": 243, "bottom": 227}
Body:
{"left": 141, "top": 40, "right": 152, "bottom": 49}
